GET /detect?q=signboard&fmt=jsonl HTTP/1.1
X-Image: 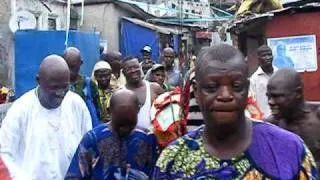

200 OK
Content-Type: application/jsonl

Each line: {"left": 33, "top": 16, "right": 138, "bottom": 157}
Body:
{"left": 267, "top": 35, "right": 318, "bottom": 72}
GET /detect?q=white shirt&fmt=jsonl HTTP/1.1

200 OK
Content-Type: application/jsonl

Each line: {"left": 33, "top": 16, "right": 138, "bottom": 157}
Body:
{"left": 0, "top": 89, "right": 92, "bottom": 180}
{"left": 137, "top": 81, "right": 152, "bottom": 129}
{"left": 249, "top": 66, "right": 277, "bottom": 118}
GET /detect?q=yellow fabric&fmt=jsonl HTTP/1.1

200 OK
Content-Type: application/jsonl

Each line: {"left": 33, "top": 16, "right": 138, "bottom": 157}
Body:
{"left": 97, "top": 88, "right": 112, "bottom": 122}
{"left": 236, "top": 0, "right": 282, "bottom": 16}
{"left": 110, "top": 71, "right": 126, "bottom": 90}
{"left": 0, "top": 87, "right": 9, "bottom": 94}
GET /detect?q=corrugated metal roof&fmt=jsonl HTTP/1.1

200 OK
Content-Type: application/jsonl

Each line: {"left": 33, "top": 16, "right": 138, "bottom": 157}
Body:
{"left": 73, "top": 0, "right": 155, "bottom": 20}
{"left": 227, "top": 2, "right": 320, "bottom": 33}
{"left": 122, "top": 17, "right": 181, "bottom": 34}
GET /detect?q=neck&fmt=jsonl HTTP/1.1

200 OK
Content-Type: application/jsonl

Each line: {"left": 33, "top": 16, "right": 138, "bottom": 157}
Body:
{"left": 37, "top": 88, "right": 54, "bottom": 109}
{"left": 261, "top": 66, "right": 273, "bottom": 75}
{"left": 126, "top": 80, "right": 144, "bottom": 89}
{"left": 98, "top": 84, "right": 110, "bottom": 91}
{"left": 284, "top": 102, "right": 307, "bottom": 123}
{"left": 202, "top": 115, "right": 252, "bottom": 157}
{"left": 71, "top": 75, "right": 81, "bottom": 84}
{"left": 113, "top": 70, "right": 120, "bottom": 78}
{"left": 166, "top": 65, "right": 173, "bottom": 71}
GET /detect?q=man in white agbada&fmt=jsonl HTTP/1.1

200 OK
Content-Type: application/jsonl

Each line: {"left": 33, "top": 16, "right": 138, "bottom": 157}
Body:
{"left": 0, "top": 55, "right": 92, "bottom": 180}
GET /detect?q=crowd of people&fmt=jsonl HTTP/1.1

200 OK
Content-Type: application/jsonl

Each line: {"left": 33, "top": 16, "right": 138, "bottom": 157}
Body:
{"left": 0, "top": 43, "right": 319, "bottom": 179}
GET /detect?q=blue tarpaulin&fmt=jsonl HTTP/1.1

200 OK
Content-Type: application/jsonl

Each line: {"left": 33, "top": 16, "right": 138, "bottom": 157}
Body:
{"left": 120, "top": 19, "right": 159, "bottom": 62}
{"left": 15, "top": 30, "right": 100, "bottom": 97}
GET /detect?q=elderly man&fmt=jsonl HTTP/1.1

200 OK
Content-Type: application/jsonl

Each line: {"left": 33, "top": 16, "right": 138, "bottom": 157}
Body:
{"left": 154, "top": 44, "right": 318, "bottom": 179}
{"left": 162, "top": 47, "right": 182, "bottom": 87}
{"left": 266, "top": 68, "right": 320, "bottom": 172}
{"left": 0, "top": 55, "right": 92, "bottom": 180}
{"left": 65, "top": 89, "right": 159, "bottom": 179}
{"left": 122, "top": 56, "right": 163, "bottom": 130}
{"left": 91, "top": 61, "right": 114, "bottom": 123}
{"left": 249, "top": 45, "right": 277, "bottom": 118}
{"left": 63, "top": 47, "right": 87, "bottom": 99}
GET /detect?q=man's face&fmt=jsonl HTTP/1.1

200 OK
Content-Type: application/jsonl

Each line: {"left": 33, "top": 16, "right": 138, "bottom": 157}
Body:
{"left": 94, "top": 69, "right": 111, "bottom": 89}
{"left": 123, "top": 59, "right": 142, "bottom": 84}
{"left": 258, "top": 49, "right": 273, "bottom": 69}
{"left": 108, "top": 57, "right": 122, "bottom": 72}
{"left": 163, "top": 51, "right": 175, "bottom": 68}
{"left": 195, "top": 60, "right": 249, "bottom": 128}
{"left": 111, "top": 103, "right": 139, "bottom": 138}
{"left": 143, "top": 52, "right": 152, "bottom": 63}
{"left": 267, "top": 81, "right": 297, "bottom": 118}
{"left": 277, "top": 45, "right": 286, "bottom": 56}
{"left": 151, "top": 70, "right": 165, "bottom": 86}
{"left": 66, "top": 59, "right": 82, "bottom": 83}
{"left": 38, "top": 71, "right": 70, "bottom": 109}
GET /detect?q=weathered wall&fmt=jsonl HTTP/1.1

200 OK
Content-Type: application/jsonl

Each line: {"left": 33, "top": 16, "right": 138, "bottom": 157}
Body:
{"left": 15, "top": 0, "right": 67, "bottom": 30}
{"left": 266, "top": 12, "right": 320, "bottom": 101}
{"left": 76, "top": 3, "right": 132, "bottom": 52}
{"left": 0, "top": 0, "right": 13, "bottom": 87}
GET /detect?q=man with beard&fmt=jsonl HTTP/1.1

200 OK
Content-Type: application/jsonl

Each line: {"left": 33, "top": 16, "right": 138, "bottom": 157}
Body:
{"left": 65, "top": 89, "right": 159, "bottom": 179}
{"left": 266, "top": 68, "right": 320, "bottom": 172}
{"left": 162, "top": 47, "right": 182, "bottom": 87}
{"left": 154, "top": 44, "right": 318, "bottom": 179}
{"left": 249, "top": 45, "right": 277, "bottom": 118}
{"left": 0, "top": 55, "right": 92, "bottom": 179}
{"left": 123, "top": 57, "right": 163, "bottom": 130}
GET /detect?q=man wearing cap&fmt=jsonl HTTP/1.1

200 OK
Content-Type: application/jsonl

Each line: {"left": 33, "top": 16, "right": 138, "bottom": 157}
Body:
{"left": 145, "top": 64, "right": 173, "bottom": 92}
{"left": 140, "top": 46, "right": 154, "bottom": 75}
{"left": 91, "top": 61, "right": 114, "bottom": 123}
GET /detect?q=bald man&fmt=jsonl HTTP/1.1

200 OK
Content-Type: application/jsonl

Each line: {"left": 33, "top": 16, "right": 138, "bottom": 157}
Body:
{"left": 162, "top": 47, "right": 182, "bottom": 87}
{"left": 266, "top": 68, "right": 320, "bottom": 172}
{"left": 0, "top": 55, "right": 92, "bottom": 180}
{"left": 63, "top": 47, "right": 88, "bottom": 99}
{"left": 66, "top": 89, "right": 158, "bottom": 179}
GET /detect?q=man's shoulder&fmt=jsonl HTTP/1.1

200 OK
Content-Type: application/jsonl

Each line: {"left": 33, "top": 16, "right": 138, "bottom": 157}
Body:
{"left": 64, "top": 91, "right": 87, "bottom": 107}
{"left": 252, "top": 121, "right": 305, "bottom": 149}
{"left": 250, "top": 67, "right": 263, "bottom": 77}
{"left": 149, "top": 82, "right": 164, "bottom": 94}
{"left": 11, "top": 89, "right": 36, "bottom": 106}
{"left": 163, "top": 126, "right": 202, "bottom": 151}
{"left": 134, "top": 126, "right": 155, "bottom": 137}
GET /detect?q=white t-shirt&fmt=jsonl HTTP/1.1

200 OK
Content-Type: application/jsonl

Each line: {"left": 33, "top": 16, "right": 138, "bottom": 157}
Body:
{"left": 249, "top": 66, "right": 277, "bottom": 118}
{"left": 0, "top": 89, "right": 92, "bottom": 180}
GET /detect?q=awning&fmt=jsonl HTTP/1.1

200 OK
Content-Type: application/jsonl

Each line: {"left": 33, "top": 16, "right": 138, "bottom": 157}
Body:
{"left": 122, "top": 17, "right": 180, "bottom": 35}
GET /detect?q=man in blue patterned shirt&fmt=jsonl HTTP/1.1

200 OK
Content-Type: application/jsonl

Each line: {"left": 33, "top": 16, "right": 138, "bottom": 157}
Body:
{"left": 65, "top": 89, "right": 159, "bottom": 180}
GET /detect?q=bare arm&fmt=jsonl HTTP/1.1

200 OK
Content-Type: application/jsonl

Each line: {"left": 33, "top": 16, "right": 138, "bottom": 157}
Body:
{"left": 151, "top": 82, "right": 164, "bottom": 96}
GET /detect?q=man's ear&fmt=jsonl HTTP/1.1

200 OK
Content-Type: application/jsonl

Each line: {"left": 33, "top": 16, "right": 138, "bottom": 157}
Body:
{"left": 36, "top": 74, "right": 40, "bottom": 84}
{"left": 193, "top": 80, "right": 200, "bottom": 103}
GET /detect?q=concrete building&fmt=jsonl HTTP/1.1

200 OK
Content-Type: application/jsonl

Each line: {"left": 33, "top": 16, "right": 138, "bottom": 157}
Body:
{"left": 0, "top": 0, "right": 12, "bottom": 87}
{"left": 13, "top": 0, "right": 71, "bottom": 31}
{"left": 0, "top": 0, "right": 74, "bottom": 87}
{"left": 74, "top": 0, "right": 154, "bottom": 52}
{"left": 228, "top": 1, "right": 320, "bottom": 100}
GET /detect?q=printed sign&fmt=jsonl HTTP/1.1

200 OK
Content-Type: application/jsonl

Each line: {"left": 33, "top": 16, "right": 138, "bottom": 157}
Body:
{"left": 267, "top": 35, "right": 317, "bottom": 72}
